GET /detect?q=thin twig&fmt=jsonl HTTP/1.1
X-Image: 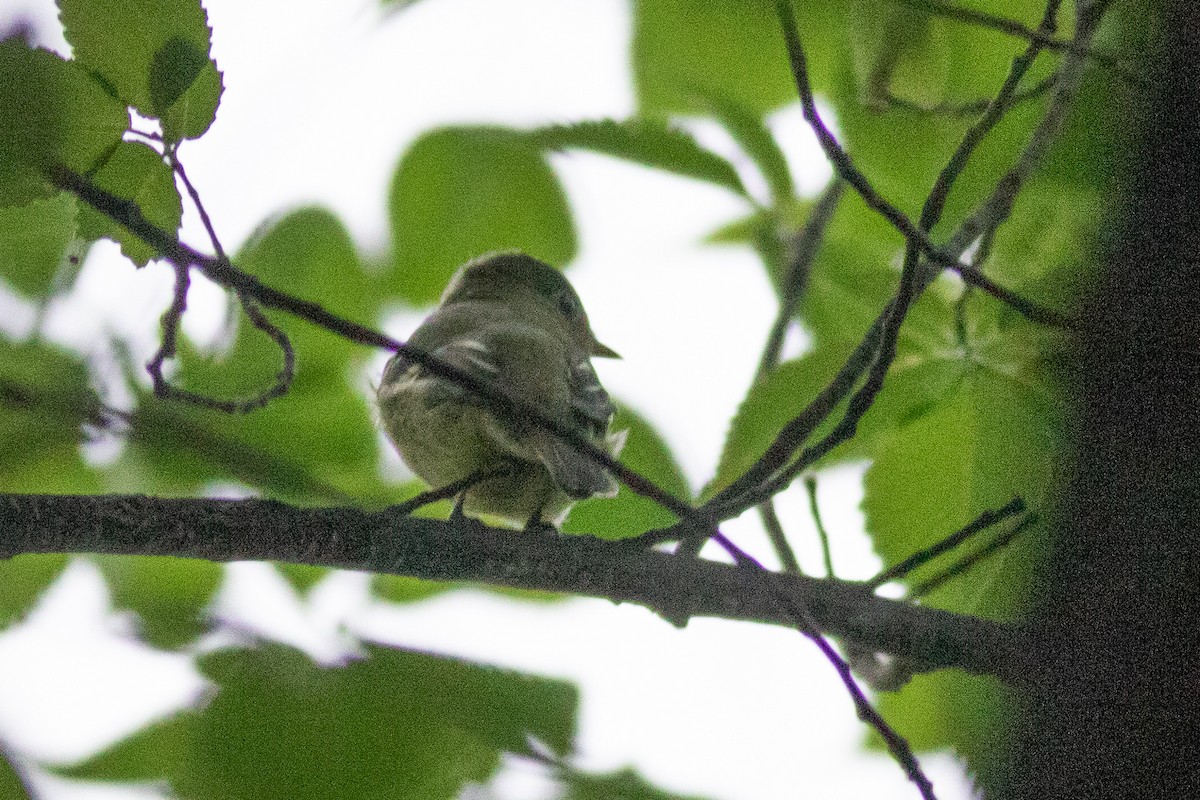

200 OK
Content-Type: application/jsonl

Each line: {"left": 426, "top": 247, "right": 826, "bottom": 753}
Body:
{"left": 758, "top": 500, "right": 801, "bottom": 574}
{"left": 909, "top": 512, "right": 1039, "bottom": 598}
{"left": 757, "top": 178, "right": 846, "bottom": 376}
{"left": 883, "top": 73, "right": 1059, "bottom": 117}
{"left": 890, "top": 0, "right": 1144, "bottom": 88}
{"left": 945, "top": 0, "right": 1108, "bottom": 257}
{"left": 390, "top": 467, "right": 513, "bottom": 515}
{"left": 866, "top": 498, "right": 1026, "bottom": 590}
{"left": 777, "top": 0, "right": 1064, "bottom": 477}
{"left": 804, "top": 476, "right": 835, "bottom": 578}
{"left": 711, "top": 0, "right": 1096, "bottom": 519}
{"left": 771, "top": 0, "right": 1066, "bottom": 328}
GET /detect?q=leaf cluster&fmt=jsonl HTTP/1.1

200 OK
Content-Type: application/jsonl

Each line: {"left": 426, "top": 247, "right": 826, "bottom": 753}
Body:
{"left": 0, "top": 0, "right": 1149, "bottom": 796}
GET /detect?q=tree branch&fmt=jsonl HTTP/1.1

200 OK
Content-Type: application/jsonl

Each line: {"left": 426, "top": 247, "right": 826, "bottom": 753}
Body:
{"left": 0, "top": 492, "right": 1030, "bottom": 683}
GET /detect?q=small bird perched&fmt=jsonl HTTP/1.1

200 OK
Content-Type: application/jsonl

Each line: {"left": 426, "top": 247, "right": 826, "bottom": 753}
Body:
{"left": 377, "top": 252, "right": 625, "bottom": 528}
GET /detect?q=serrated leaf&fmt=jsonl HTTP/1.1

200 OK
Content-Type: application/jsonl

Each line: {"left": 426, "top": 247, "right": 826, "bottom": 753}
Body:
{"left": 63, "top": 643, "right": 579, "bottom": 799}
{"left": 705, "top": 342, "right": 856, "bottom": 501}
{"left": 75, "top": 140, "right": 182, "bottom": 266}
{"left": 92, "top": 555, "right": 223, "bottom": 650}
{"left": 862, "top": 367, "right": 1065, "bottom": 621}
{"left": 562, "top": 404, "right": 692, "bottom": 540}
{"left": 0, "top": 41, "right": 127, "bottom": 206}
{"left": 387, "top": 126, "right": 576, "bottom": 306}
{"left": 528, "top": 118, "right": 748, "bottom": 198}
{"left": 694, "top": 92, "right": 794, "bottom": 203}
{"left": 59, "top": 0, "right": 223, "bottom": 140}
{"left": 0, "top": 191, "right": 81, "bottom": 297}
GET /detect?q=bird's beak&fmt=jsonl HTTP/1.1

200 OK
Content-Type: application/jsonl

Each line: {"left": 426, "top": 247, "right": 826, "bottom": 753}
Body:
{"left": 589, "top": 332, "right": 621, "bottom": 359}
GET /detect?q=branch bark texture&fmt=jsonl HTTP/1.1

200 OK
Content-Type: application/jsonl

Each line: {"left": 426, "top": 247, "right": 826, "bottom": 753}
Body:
{"left": 0, "top": 493, "right": 1028, "bottom": 683}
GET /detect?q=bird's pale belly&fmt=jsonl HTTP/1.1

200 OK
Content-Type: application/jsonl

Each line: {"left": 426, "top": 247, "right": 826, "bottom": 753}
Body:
{"left": 379, "top": 371, "right": 571, "bottom": 526}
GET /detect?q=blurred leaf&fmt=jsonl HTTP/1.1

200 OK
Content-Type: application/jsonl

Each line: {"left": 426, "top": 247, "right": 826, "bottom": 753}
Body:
{"left": 275, "top": 563, "right": 328, "bottom": 594}
{"left": 371, "top": 573, "right": 452, "bottom": 604}
{"left": 388, "top": 126, "right": 576, "bottom": 306}
{"left": 59, "top": 0, "right": 223, "bottom": 140}
{"left": 92, "top": 555, "right": 222, "bottom": 650}
{"left": 114, "top": 206, "right": 389, "bottom": 504}
{"left": 528, "top": 118, "right": 748, "bottom": 198}
{"left": 0, "top": 40, "right": 127, "bottom": 206}
{"left": 869, "top": 670, "right": 1011, "bottom": 790}
{"left": 237, "top": 207, "right": 370, "bottom": 346}
{"left": 75, "top": 140, "right": 182, "bottom": 266}
{"left": 65, "top": 643, "right": 579, "bottom": 799}
{"left": 0, "top": 337, "right": 100, "bottom": 472}
{"left": 563, "top": 404, "right": 691, "bottom": 541}
{"left": 631, "top": 0, "right": 839, "bottom": 116}
{"left": 829, "top": 0, "right": 1055, "bottom": 220}
{"left": 695, "top": 91, "right": 794, "bottom": 204}
{"left": 860, "top": 321, "right": 1067, "bottom": 783}
{"left": 559, "top": 766, "right": 716, "bottom": 800}
{"left": 848, "top": 0, "right": 948, "bottom": 110}
{"left": 0, "top": 747, "right": 30, "bottom": 799}
{"left": 0, "top": 554, "right": 69, "bottom": 628}
{"left": 0, "top": 191, "right": 81, "bottom": 297}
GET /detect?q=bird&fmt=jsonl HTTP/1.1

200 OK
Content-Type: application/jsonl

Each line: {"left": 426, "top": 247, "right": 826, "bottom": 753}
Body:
{"left": 377, "top": 252, "right": 626, "bottom": 528}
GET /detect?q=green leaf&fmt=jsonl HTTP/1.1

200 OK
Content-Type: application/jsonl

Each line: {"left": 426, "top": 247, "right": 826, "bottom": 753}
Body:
{"left": 0, "top": 191, "right": 81, "bottom": 297}
{"left": 695, "top": 92, "right": 794, "bottom": 203}
{"left": 560, "top": 766, "right": 716, "bottom": 800}
{"left": 75, "top": 140, "right": 182, "bottom": 266}
{"left": 848, "top": 0, "right": 948, "bottom": 110}
{"left": 0, "top": 747, "right": 31, "bottom": 799}
{"left": 387, "top": 126, "right": 576, "bottom": 306}
{"left": 862, "top": 365, "right": 1066, "bottom": 621}
{"left": 705, "top": 342, "right": 856, "bottom": 501}
{"left": 149, "top": 36, "right": 209, "bottom": 114}
{"left": 631, "top": 0, "right": 840, "bottom": 116}
{"left": 829, "top": 0, "right": 1055, "bottom": 218}
{"left": 275, "top": 563, "right": 328, "bottom": 594}
{"left": 114, "top": 206, "right": 390, "bottom": 504}
{"left": 59, "top": 0, "right": 224, "bottom": 140}
{"left": 0, "top": 41, "right": 128, "bottom": 206}
{"left": 371, "top": 573, "right": 453, "bottom": 604}
{"left": 91, "top": 555, "right": 223, "bottom": 650}
{"left": 860, "top": 325, "right": 1068, "bottom": 783}
{"left": 869, "top": 671, "right": 1011, "bottom": 791}
{"left": 528, "top": 118, "right": 748, "bottom": 198}
{"left": 238, "top": 207, "right": 369, "bottom": 334}
{"left": 0, "top": 554, "right": 69, "bottom": 628}
{"left": 0, "top": 337, "right": 100, "bottom": 474}
{"left": 563, "top": 404, "right": 692, "bottom": 541}
{"left": 65, "top": 643, "right": 579, "bottom": 799}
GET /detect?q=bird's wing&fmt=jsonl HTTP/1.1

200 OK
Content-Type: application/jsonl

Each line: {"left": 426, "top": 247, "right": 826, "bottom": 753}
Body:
{"left": 468, "top": 325, "right": 619, "bottom": 500}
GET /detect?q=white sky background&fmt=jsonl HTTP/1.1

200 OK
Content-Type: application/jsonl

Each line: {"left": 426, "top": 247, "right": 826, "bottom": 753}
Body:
{"left": 0, "top": 0, "right": 975, "bottom": 798}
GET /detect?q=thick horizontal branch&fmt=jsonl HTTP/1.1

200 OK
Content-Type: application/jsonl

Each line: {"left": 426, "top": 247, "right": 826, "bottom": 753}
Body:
{"left": 0, "top": 493, "right": 1030, "bottom": 683}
